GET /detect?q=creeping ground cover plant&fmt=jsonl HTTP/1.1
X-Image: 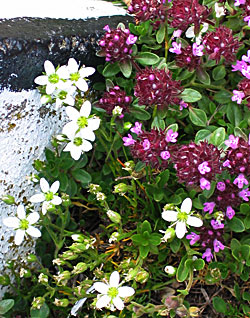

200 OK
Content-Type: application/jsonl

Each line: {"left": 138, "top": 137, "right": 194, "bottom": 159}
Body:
{"left": 3, "top": 0, "right": 250, "bottom": 317}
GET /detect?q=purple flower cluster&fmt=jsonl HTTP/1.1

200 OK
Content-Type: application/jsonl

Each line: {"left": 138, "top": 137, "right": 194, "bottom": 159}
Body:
{"left": 98, "top": 25, "right": 137, "bottom": 63}
{"left": 123, "top": 126, "right": 178, "bottom": 169}
{"left": 128, "top": 0, "right": 166, "bottom": 23}
{"left": 134, "top": 67, "right": 183, "bottom": 110}
{"left": 97, "top": 86, "right": 132, "bottom": 115}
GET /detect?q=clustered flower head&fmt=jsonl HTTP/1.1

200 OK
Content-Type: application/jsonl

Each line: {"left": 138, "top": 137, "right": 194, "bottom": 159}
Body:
{"left": 34, "top": 58, "right": 95, "bottom": 108}
{"left": 97, "top": 86, "right": 132, "bottom": 115}
{"left": 171, "top": 141, "right": 222, "bottom": 191}
{"left": 123, "top": 127, "right": 178, "bottom": 169}
{"left": 134, "top": 67, "right": 183, "bottom": 109}
{"left": 98, "top": 25, "right": 137, "bottom": 63}
{"left": 127, "top": 0, "right": 166, "bottom": 23}
{"left": 175, "top": 44, "right": 202, "bottom": 71}
{"left": 203, "top": 26, "right": 240, "bottom": 64}
{"left": 237, "top": 78, "right": 250, "bottom": 107}
{"left": 168, "top": 0, "right": 210, "bottom": 32}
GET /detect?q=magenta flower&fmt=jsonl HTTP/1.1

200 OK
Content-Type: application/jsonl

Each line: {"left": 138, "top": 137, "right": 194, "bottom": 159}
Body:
{"left": 200, "top": 178, "right": 211, "bottom": 191}
{"left": 179, "top": 100, "right": 188, "bottom": 110}
{"left": 160, "top": 151, "right": 171, "bottom": 160}
{"left": 123, "top": 134, "right": 136, "bottom": 146}
{"left": 169, "top": 42, "right": 182, "bottom": 54}
{"left": 226, "top": 206, "right": 235, "bottom": 219}
{"left": 142, "top": 139, "right": 151, "bottom": 150}
{"left": 232, "top": 90, "right": 245, "bottom": 104}
{"left": 213, "top": 239, "right": 225, "bottom": 253}
{"left": 234, "top": 0, "right": 246, "bottom": 6}
{"left": 239, "top": 188, "right": 250, "bottom": 201}
{"left": 233, "top": 174, "right": 249, "bottom": 189}
{"left": 175, "top": 45, "right": 201, "bottom": 71}
{"left": 217, "top": 181, "right": 226, "bottom": 192}
{"left": 128, "top": 0, "right": 166, "bottom": 23}
{"left": 224, "top": 135, "right": 239, "bottom": 149}
{"left": 202, "top": 248, "right": 213, "bottom": 262}
{"left": 192, "top": 43, "right": 204, "bottom": 57}
{"left": 130, "top": 122, "right": 142, "bottom": 135}
{"left": 173, "top": 29, "right": 182, "bottom": 38}
{"left": 165, "top": 129, "right": 178, "bottom": 143}
{"left": 242, "top": 50, "right": 250, "bottom": 62}
{"left": 232, "top": 60, "right": 248, "bottom": 73}
{"left": 198, "top": 161, "right": 211, "bottom": 175}
{"left": 203, "top": 202, "right": 215, "bottom": 214}
{"left": 211, "top": 219, "right": 224, "bottom": 230}
{"left": 244, "top": 16, "right": 250, "bottom": 26}
{"left": 186, "top": 232, "right": 200, "bottom": 245}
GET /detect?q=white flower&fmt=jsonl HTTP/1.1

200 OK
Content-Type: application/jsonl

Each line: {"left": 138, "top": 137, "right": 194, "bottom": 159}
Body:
{"left": 62, "top": 101, "right": 100, "bottom": 140}
{"left": 29, "top": 178, "right": 62, "bottom": 215}
{"left": 34, "top": 60, "right": 69, "bottom": 95}
{"left": 3, "top": 205, "right": 41, "bottom": 245}
{"left": 63, "top": 132, "right": 93, "bottom": 160}
{"left": 54, "top": 83, "right": 77, "bottom": 109}
{"left": 67, "top": 58, "right": 95, "bottom": 92}
{"left": 185, "top": 23, "right": 208, "bottom": 45}
{"left": 93, "top": 271, "right": 135, "bottom": 311}
{"left": 214, "top": 3, "right": 225, "bottom": 18}
{"left": 161, "top": 198, "right": 203, "bottom": 239}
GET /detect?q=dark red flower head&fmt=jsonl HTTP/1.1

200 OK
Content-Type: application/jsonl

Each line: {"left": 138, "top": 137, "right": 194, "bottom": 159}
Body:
{"left": 134, "top": 67, "right": 183, "bottom": 109}
{"left": 171, "top": 141, "right": 222, "bottom": 190}
{"left": 203, "top": 26, "right": 240, "bottom": 64}
{"left": 175, "top": 45, "right": 201, "bottom": 71}
{"left": 238, "top": 78, "right": 250, "bottom": 108}
{"left": 168, "top": 0, "right": 210, "bottom": 32}
{"left": 128, "top": 0, "right": 166, "bottom": 23}
{"left": 97, "top": 86, "right": 132, "bottom": 115}
{"left": 98, "top": 25, "right": 137, "bottom": 63}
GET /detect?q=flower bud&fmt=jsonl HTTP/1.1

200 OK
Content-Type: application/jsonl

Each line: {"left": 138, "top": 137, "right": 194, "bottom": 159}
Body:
{"left": 1, "top": 194, "right": 16, "bottom": 205}
{"left": 125, "top": 268, "right": 139, "bottom": 281}
{"left": 53, "top": 271, "right": 71, "bottom": 286}
{"left": 72, "top": 262, "right": 88, "bottom": 274}
{"left": 0, "top": 275, "right": 10, "bottom": 285}
{"left": 32, "top": 297, "right": 45, "bottom": 310}
{"left": 20, "top": 268, "right": 32, "bottom": 278}
{"left": 60, "top": 250, "right": 78, "bottom": 260}
{"left": 135, "top": 269, "right": 149, "bottom": 283}
{"left": 160, "top": 228, "right": 175, "bottom": 243}
{"left": 88, "top": 183, "right": 101, "bottom": 194}
{"left": 112, "top": 106, "right": 123, "bottom": 116}
{"left": 38, "top": 273, "right": 49, "bottom": 284}
{"left": 27, "top": 253, "right": 37, "bottom": 263}
{"left": 96, "top": 192, "right": 106, "bottom": 201}
{"left": 71, "top": 234, "right": 85, "bottom": 242}
{"left": 54, "top": 298, "right": 69, "bottom": 307}
{"left": 52, "top": 258, "right": 66, "bottom": 266}
{"left": 164, "top": 265, "right": 176, "bottom": 276}
{"left": 109, "top": 232, "right": 119, "bottom": 243}
{"left": 163, "top": 203, "right": 175, "bottom": 211}
{"left": 123, "top": 161, "right": 135, "bottom": 172}
{"left": 107, "top": 210, "right": 121, "bottom": 224}
{"left": 124, "top": 122, "right": 132, "bottom": 131}
{"left": 113, "top": 183, "right": 130, "bottom": 195}
{"left": 61, "top": 193, "right": 71, "bottom": 207}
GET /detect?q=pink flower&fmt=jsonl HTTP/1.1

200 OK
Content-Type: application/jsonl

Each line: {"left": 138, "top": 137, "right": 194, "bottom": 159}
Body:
{"left": 169, "top": 42, "right": 182, "bottom": 54}
{"left": 244, "top": 15, "right": 250, "bottom": 26}
{"left": 165, "top": 129, "right": 178, "bottom": 143}
{"left": 234, "top": 0, "right": 246, "bottom": 6}
{"left": 160, "top": 151, "right": 171, "bottom": 160}
{"left": 186, "top": 232, "right": 200, "bottom": 245}
{"left": 173, "top": 29, "right": 182, "bottom": 38}
{"left": 211, "top": 219, "right": 224, "bottom": 230}
{"left": 200, "top": 178, "right": 211, "bottom": 190}
{"left": 233, "top": 174, "right": 249, "bottom": 189}
{"left": 213, "top": 239, "right": 225, "bottom": 252}
{"left": 242, "top": 50, "right": 250, "bottom": 62}
{"left": 123, "top": 134, "right": 136, "bottom": 146}
{"left": 202, "top": 248, "right": 213, "bottom": 262}
{"left": 216, "top": 181, "right": 226, "bottom": 191}
{"left": 232, "top": 60, "right": 248, "bottom": 72}
{"left": 126, "top": 34, "right": 138, "bottom": 45}
{"left": 192, "top": 43, "right": 204, "bottom": 56}
{"left": 203, "top": 202, "right": 215, "bottom": 214}
{"left": 130, "top": 122, "right": 142, "bottom": 135}
{"left": 224, "top": 135, "right": 239, "bottom": 149}
{"left": 239, "top": 188, "right": 250, "bottom": 201}
{"left": 179, "top": 100, "right": 188, "bottom": 110}
{"left": 226, "top": 206, "right": 235, "bottom": 219}
{"left": 198, "top": 161, "right": 211, "bottom": 175}
{"left": 142, "top": 139, "right": 151, "bottom": 150}
{"left": 232, "top": 90, "right": 245, "bottom": 104}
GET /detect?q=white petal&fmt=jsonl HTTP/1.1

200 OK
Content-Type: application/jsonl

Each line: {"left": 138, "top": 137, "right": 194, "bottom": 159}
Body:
{"left": 109, "top": 271, "right": 120, "bottom": 287}
{"left": 57, "top": 65, "right": 69, "bottom": 79}
{"left": 113, "top": 296, "right": 124, "bottom": 310}
{"left": 80, "top": 128, "right": 95, "bottom": 141}
{"left": 66, "top": 106, "right": 80, "bottom": 121}
{"left": 162, "top": 210, "right": 178, "bottom": 222}
{"left": 96, "top": 295, "right": 111, "bottom": 309}
{"left": 80, "top": 100, "right": 91, "bottom": 117}
{"left": 46, "top": 83, "right": 56, "bottom": 95}
{"left": 118, "top": 286, "right": 135, "bottom": 298}
{"left": 50, "top": 181, "right": 60, "bottom": 194}
{"left": 65, "top": 95, "right": 75, "bottom": 106}
{"left": 51, "top": 196, "right": 62, "bottom": 205}
{"left": 81, "top": 139, "right": 93, "bottom": 152}
{"left": 70, "top": 145, "right": 82, "bottom": 160}
{"left": 175, "top": 221, "right": 186, "bottom": 239}
{"left": 29, "top": 193, "right": 45, "bottom": 203}
{"left": 181, "top": 198, "right": 192, "bottom": 213}
{"left": 62, "top": 121, "right": 79, "bottom": 139}
{"left": 187, "top": 216, "right": 203, "bottom": 227}
{"left": 93, "top": 282, "right": 109, "bottom": 294}
{"left": 68, "top": 58, "right": 79, "bottom": 73}
{"left": 79, "top": 67, "right": 95, "bottom": 77}
{"left": 26, "top": 226, "right": 41, "bottom": 238}
{"left": 42, "top": 202, "right": 51, "bottom": 215}
{"left": 27, "top": 212, "right": 40, "bottom": 224}
{"left": 40, "top": 178, "right": 50, "bottom": 193}
{"left": 76, "top": 78, "right": 88, "bottom": 92}
{"left": 44, "top": 60, "right": 55, "bottom": 75}
{"left": 88, "top": 117, "right": 100, "bottom": 131}
{"left": 34, "top": 75, "right": 48, "bottom": 85}
{"left": 17, "top": 205, "right": 26, "bottom": 219}
{"left": 15, "top": 229, "right": 25, "bottom": 245}
{"left": 3, "top": 217, "right": 20, "bottom": 228}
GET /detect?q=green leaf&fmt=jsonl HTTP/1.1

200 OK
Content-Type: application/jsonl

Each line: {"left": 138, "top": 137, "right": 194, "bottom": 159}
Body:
{"left": 167, "top": 123, "right": 178, "bottom": 132}
{"left": 67, "top": 179, "right": 78, "bottom": 197}
{"left": 212, "top": 297, "right": 227, "bottom": 314}
{"left": 135, "top": 52, "right": 160, "bottom": 65}
{"left": 214, "top": 91, "right": 231, "bottom": 104}
{"left": 209, "top": 127, "right": 225, "bottom": 147}
{"left": 226, "top": 102, "right": 243, "bottom": 127}
{"left": 193, "top": 259, "right": 205, "bottom": 270}
{"left": 135, "top": 161, "right": 146, "bottom": 172}
{"left": 228, "top": 217, "right": 245, "bottom": 232}
{"left": 131, "top": 234, "right": 145, "bottom": 245}
{"left": 196, "top": 67, "right": 211, "bottom": 85}
{"left": 30, "top": 303, "right": 50, "bottom": 318}
{"left": 243, "top": 292, "right": 250, "bottom": 301}
{"left": 58, "top": 173, "right": 68, "bottom": 192}
{"left": 102, "top": 62, "right": 120, "bottom": 77}
{"left": 234, "top": 127, "right": 248, "bottom": 141}
{"left": 149, "top": 234, "right": 161, "bottom": 246}
{"left": 158, "top": 169, "right": 170, "bottom": 187}
{"left": 72, "top": 169, "right": 92, "bottom": 185}
{"left": 189, "top": 108, "right": 207, "bottom": 127}
{"left": 151, "top": 116, "right": 165, "bottom": 130}
{"left": 230, "top": 238, "right": 241, "bottom": 251}
{"left": 60, "top": 158, "right": 75, "bottom": 170}
{"left": 119, "top": 60, "right": 132, "bottom": 78}
{"left": 139, "top": 245, "right": 150, "bottom": 258}
{"left": 212, "top": 65, "right": 226, "bottom": 81}
{"left": 244, "top": 215, "right": 250, "bottom": 229}
{"left": 180, "top": 88, "right": 202, "bottom": 103}
{"left": 0, "top": 299, "right": 14, "bottom": 315}
{"left": 130, "top": 106, "right": 151, "bottom": 120}
{"left": 177, "top": 256, "right": 189, "bottom": 282}
{"left": 141, "top": 220, "right": 152, "bottom": 233}
{"left": 195, "top": 129, "right": 211, "bottom": 142}
{"left": 170, "top": 238, "right": 181, "bottom": 253}
{"left": 45, "top": 148, "right": 55, "bottom": 163}
{"left": 156, "top": 24, "right": 165, "bottom": 44}
{"left": 153, "top": 191, "right": 164, "bottom": 202}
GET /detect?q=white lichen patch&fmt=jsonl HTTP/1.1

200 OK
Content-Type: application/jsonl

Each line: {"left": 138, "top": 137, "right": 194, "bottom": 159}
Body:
{"left": 0, "top": 89, "right": 67, "bottom": 296}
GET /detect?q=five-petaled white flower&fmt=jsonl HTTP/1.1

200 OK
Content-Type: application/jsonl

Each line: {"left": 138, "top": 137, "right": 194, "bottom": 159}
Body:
{"left": 29, "top": 178, "right": 62, "bottom": 215}
{"left": 67, "top": 58, "right": 95, "bottom": 92}
{"left": 93, "top": 271, "right": 135, "bottom": 311}
{"left": 161, "top": 198, "right": 203, "bottom": 239}
{"left": 62, "top": 100, "right": 100, "bottom": 139}
{"left": 34, "top": 60, "right": 69, "bottom": 95}
{"left": 3, "top": 205, "right": 41, "bottom": 245}
{"left": 63, "top": 131, "right": 93, "bottom": 160}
